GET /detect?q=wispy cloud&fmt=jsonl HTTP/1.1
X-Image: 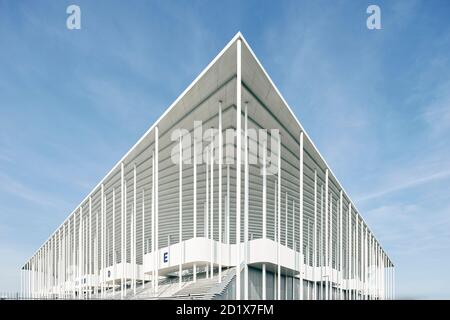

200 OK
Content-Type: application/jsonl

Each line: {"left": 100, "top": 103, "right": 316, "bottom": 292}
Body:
{"left": 0, "top": 173, "right": 69, "bottom": 209}
{"left": 357, "top": 169, "right": 450, "bottom": 202}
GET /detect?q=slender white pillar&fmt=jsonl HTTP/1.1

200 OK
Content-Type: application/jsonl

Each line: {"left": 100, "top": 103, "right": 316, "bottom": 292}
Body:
{"left": 133, "top": 164, "right": 137, "bottom": 294}
{"left": 313, "top": 170, "right": 317, "bottom": 300}
{"left": 356, "top": 214, "right": 359, "bottom": 300}
{"left": 390, "top": 261, "right": 392, "bottom": 300}
{"left": 375, "top": 242, "right": 378, "bottom": 299}
{"left": 151, "top": 152, "right": 155, "bottom": 292}
{"left": 226, "top": 165, "right": 230, "bottom": 263}
{"left": 320, "top": 184, "right": 323, "bottom": 300}
{"left": 261, "top": 139, "right": 267, "bottom": 300}
{"left": 112, "top": 189, "right": 116, "bottom": 294}
{"left": 277, "top": 137, "right": 281, "bottom": 300}
{"left": 235, "top": 38, "right": 242, "bottom": 300}
{"left": 179, "top": 136, "right": 183, "bottom": 288}
{"left": 124, "top": 174, "right": 128, "bottom": 297}
{"left": 364, "top": 225, "right": 368, "bottom": 299}
{"left": 369, "top": 233, "right": 372, "bottom": 299}
{"left": 244, "top": 102, "right": 249, "bottom": 300}
{"left": 325, "top": 169, "right": 329, "bottom": 300}
{"left": 79, "top": 208, "right": 82, "bottom": 299}
{"left": 210, "top": 130, "right": 214, "bottom": 279}
{"left": 348, "top": 203, "right": 352, "bottom": 300}
{"left": 378, "top": 244, "right": 381, "bottom": 299}
{"left": 218, "top": 101, "right": 223, "bottom": 283}
{"left": 155, "top": 126, "right": 159, "bottom": 294}
{"left": 339, "top": 190, "right": 343, "bottom": 300}
{"left": 142, "top": 189, "right": 145, "bottom": 288}
{"left": 58, "top": 231, "right": 61, "bottom": 297}
{"left": 330, "top": 193, "right": 334, "bottom": 300}
{"left": 70, "top": 218, "right": 74, "bottom": 298}
{"left": 206, "top": 155, "right": 209, "bottom": 280}
{"left": 393, "top": 264, "right": 396, "bottom": 300}
{"left": 299, "top": 131, "right": 304, "bottom": 300}
{"left": 193, "top": 133, "right": 197, "bottom": 283}
{"left": 392, "top": 265, "right": 396, "bottom": 300}
{"left": 389, "top": 260, "right": 391, "bottom": 300}
{"left": 391, "top": 261, "right": 394, "bottom": 300}
{"left": 292, "top": 199, "right": 295, "bottom": 298}
{"left": 101, "top": 184, "right": 105, "bottom": 298}
{"left": 262, "top": 140, "right": 267, "bottom": 240}
{"left": 120, "top": 163, "right": 125, "bottom": 299}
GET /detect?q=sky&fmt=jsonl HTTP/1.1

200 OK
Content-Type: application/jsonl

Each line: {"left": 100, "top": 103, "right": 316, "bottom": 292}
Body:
{"left": 0, "top": 0, "right": 449, "bottom": 299}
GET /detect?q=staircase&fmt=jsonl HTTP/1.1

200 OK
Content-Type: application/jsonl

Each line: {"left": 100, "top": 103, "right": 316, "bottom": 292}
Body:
{"left": 97, "top": 266, "right": 241, "bottom": 300}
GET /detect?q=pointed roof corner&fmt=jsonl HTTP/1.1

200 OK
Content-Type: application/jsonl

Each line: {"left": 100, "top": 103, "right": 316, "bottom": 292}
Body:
{"left": 235, "top": 31, "right": 244, "bottom": 39}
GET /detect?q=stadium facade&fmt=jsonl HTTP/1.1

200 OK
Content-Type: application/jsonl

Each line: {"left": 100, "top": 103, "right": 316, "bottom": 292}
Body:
{"left": 21, "top": 33, "right": 394, "bottom": 300}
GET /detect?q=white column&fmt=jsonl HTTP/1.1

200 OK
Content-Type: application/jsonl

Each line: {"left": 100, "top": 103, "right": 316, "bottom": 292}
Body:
{"left": 391, "top": 261, "right": 393, "bottom": 300}
{"left": 227, "top": 165, "right": 230, "bottom": 263}
{"left": 378, "top": 244, "right": 381, "bottom": 299}
{"left": 244, "top": 102, "right": 249, "bottom": 300}
{"left": 299, "top": 131, "right": 304, "bottom": 300}
{"left": 365, "top": 226, "right": 368, "bottom": 299}
{"left": 324, "top": 169, "right": 329, "bottom": 300}
{"left": 179, "top": 136, "right": 183, "bottom": 288}
{"left": 357, "top": 215, "right": 360, "bottom": 300}
{"left": 120, "top": 162, "right": 125, "bottom": 299}
{"left": 142, "top": 189, "right": 145, "bottom": 288}
{"left": 389, "top": 260, "right": 391, "bottom": 300}
{"left": 391, "top": 261, "right": 394, "bottom": 300}
{"left": 262, "top": 140, "right": 267, "bottom": 240}
{"left": 69, "top": 218, "right": 73, "bottom": 298}
{"left": 155, "top": 126, "right": 159, "bottom": 294}
{"left": 262, "top": 139, "right": 267, "bottom": 300}
{"left": 235, "top": 37, "right": 242, "bottom": 300}
{"left": 112, "top": 189, "right": 116, "bottom": 294}
{"left": 210, "top": 138, "right": 214, "bottom": 278}
{"left": 218, "top": 101, "right": 223, "bottom": 283}
{"left": 330, "top": 193, "right": 334, "bottom": 299}
{"left": 372, "top": 242, "right": 378, "bottom": 300}
{"left": 339, "top": 190, "right": 343, "bottom": 300}
{"left": 133, "top": 164, "right": 137, "bottom": 294}
{"left": 54, "top": 234, "right": 57, "bottom": 295}
{"left": 369, "top": 233, "right": 372, "bottom": 299}
{"left": 101, "top": 184, "right": 105, "bottom": 298}
{"left": 393, "top": 263, "right": 396, "bottom": 300}
{"left": 384, "top": 253, "right": 386, "bottom": 300}
{"left": 151, "top": 153, "right": 155, "bottom": 292}
{"left": 313, "top": 170, "right": 317, "bottom": 300}
{"left": 360, "top": 224, "right": 364, "bottom": 299}
{"left": 58, "top": 231, "right": 61, "bottom": 297}
{"left": 320, "top": 184, "right": 323, "bottom": 300}
{"left": 348, "top": 203, "right": 352, "bottom": 300}
{"left": 79, "top": 208, "right": 82, "bottom": 299}
{"left": 292, "top": 199, "right": 295, "bottom": 298}
{"left": 193, "top": 134, "right": 197, "bottom": 283}
{"left": 95, "top": 208, "right": 99, "bottom": 298}
{"left": 62, "top": 226, "right": 64, "bottom": 297}
{"left": 389, "top": 260, "right": 394, "bottom": 300}
{"left": 277, "top": 137, "right": 281, "bottom": 300}
{"left": 206, "top": 154, "right": 209, "bottom": 279}
{"left": 87, "top": 197, "right": 91, "bottom": 298}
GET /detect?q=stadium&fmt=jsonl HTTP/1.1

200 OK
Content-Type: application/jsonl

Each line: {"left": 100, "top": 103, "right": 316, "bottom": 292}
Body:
{"left": 20, "top": 33, "right": 394, "bottom": 300}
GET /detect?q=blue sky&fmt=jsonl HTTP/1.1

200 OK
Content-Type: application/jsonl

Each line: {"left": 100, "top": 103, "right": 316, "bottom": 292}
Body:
{"left": 0, "top": 0, "right": 449, "bottom": 299}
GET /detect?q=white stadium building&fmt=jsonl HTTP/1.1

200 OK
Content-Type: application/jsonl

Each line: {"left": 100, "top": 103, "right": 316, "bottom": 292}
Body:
{"left": 21, "top": 33, "right": 394, "bottom": 300}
